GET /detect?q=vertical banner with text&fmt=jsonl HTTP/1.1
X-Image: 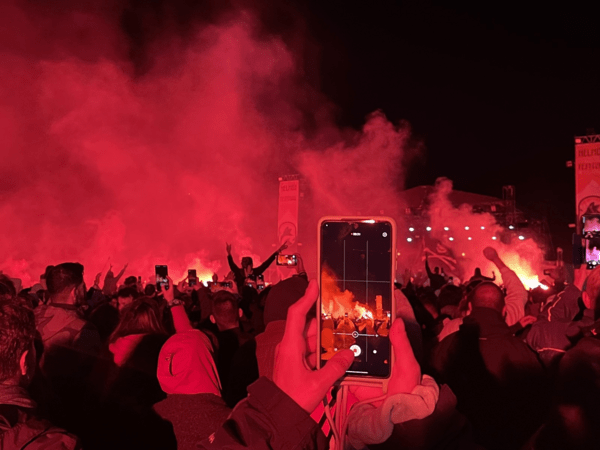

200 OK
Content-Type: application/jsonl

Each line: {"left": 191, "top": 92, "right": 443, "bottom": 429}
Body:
{"left": 575, "top": 136, "right": 600, "bottom": 231}
{"left": 276, "top": 179, "right": 300, "bottom": 281}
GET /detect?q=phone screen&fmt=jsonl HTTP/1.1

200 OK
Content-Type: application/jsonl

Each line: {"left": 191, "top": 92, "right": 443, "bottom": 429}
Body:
{"left": 155, "top": 265, "right": 168, "bottom": 289}
{"left": 583, "top": 216, "right": 600, "bottom": 269}
{"left": 188, "top": 269, "right": 198, "bottom": 286}
{"left": 276, "top": 254, "right": 298, "bottom": 266}
{"left": 319, "top": 219, "right": 394, "bottom": 378}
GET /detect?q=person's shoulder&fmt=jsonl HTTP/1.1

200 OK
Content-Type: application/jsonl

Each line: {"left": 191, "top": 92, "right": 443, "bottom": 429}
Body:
{"left": 1, "top": 410, "right": 80, "bottom": 450}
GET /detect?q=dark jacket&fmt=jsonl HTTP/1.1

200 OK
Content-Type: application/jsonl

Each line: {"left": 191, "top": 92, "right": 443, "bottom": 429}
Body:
{"left": 227, "top": 252, "right": 278, "bottom": 292}
{"left": 429, "top": 307, "right": 548, "bottom": 450}
{"left": 526, "top": 284, "right": 584, "bottom": 368}
{"left": 198, "top": 377, "right": 328, "bottom": 450}
{"left": 530, "top": 323, "right": 600, "bottom": 449}
{"left": 154, "top": 393, "right": 231, "bottom": 450}
{"left": 0, "top": 385, "right": 80, "bottom": 450}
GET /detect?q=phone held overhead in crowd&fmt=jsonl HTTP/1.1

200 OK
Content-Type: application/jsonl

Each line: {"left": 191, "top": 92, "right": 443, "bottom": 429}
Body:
{"left": 155, "top": 265, "right": 169, "bottom": 291}
{"left": 188, "top": 269, "right": 198, "bottom": 287}
{"left": 573, "top": 214, "right": 600, "bottom": 269}
{"left": 276, "top": 254, "right": 298, "bottom": 266}
{"left": 317, "top": 216, "right": 396, "bottom": 384}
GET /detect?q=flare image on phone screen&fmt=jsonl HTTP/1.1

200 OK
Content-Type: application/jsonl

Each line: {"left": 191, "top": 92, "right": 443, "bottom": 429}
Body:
{"left": 317, "top": 217, "right": 396, "bottom": 380}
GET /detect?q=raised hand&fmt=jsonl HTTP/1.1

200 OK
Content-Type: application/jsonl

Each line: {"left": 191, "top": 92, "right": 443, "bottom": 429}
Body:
{"left": 483, "top": 247, "right": 499, "bottom": 261}
{"left": 273, "top": 280, "right": 354, "bottom": 413}
{"left": 350, "top": 318, "right": 421, "bottom": 407}
{"left": 226, "top": 242, "right": 232, "bottom": 255}
{"left": 278, "top": 241, "right": 289, "bottom": 253}
{"left": 162, "top": 276, "right": 174, "bottom": 302}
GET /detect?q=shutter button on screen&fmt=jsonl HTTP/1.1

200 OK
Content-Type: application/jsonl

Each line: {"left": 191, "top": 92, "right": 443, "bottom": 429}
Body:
{"left": 350, "top": 344, "right": 361, "bottom": 357}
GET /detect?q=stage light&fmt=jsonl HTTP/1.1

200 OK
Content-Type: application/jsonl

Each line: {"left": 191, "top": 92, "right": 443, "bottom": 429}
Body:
{"left": 444, "top": 227, "right": 449, "bottom": 231}
{"left": 468, "top": 237, "right": 472, "bottom": 240}
{"left": 426, "top": 226, "right": 432, "bottom": 231}
{"left": 461, "top": 252, "right": 466, "bottom": 257}
{"left": 509, "top": 225, "right": 515, "bottom": 230}
{"left": 481, "top": 226, "right": 485, "bottom": 230}
{"left": 518, "top": 235, "right": 525, "bottom": 240}
{"left": 492, "top": 236, "right": 497, "bottom": 240}
{"left": 465, "top": 226, "right": 469, "bottom": 230}
{"left": 409, "top": 227, "right": 414, "bottom": 232}
{"left": 407, "top": 237, "right": 413, "bottom": 242}
{"left": 449, "top": 237, "right": 454, "bottom": 241}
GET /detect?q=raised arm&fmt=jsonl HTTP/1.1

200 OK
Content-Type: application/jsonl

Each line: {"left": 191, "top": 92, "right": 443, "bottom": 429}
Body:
{"left": 162, "top": 276, "right": 193, "bottom": 333}
{"left": 483, "top": 247, "right": 526, "bottom": 326}
{"left": 425, "top": 255, "right": 433, "bottom": 278}
{"left": 226, "top": 242, "right": 240, "bottom": 272}
{"left": 255, "top": 242, "right": 288, "bottom": 276}
{"left": 114, "top": 263, "right": 128, "bottom": 282}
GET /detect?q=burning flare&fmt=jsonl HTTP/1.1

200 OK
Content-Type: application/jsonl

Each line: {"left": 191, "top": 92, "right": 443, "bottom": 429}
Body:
{"left": 320, "top": 267, "right": 374, "bottom": 319}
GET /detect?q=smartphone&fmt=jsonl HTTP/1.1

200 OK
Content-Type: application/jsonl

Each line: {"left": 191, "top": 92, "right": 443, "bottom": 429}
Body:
{"left": 317, "top": 216, "right": 396, "bottom": 383}
{"left": 276, "top": 254, "right": 298, "bottom": 266}
{"left": 155, "top": 265, "right": 169, "bottom": 290}
{"left": 188, "top": 269, "right": 198, "bottom": 287}
{"left": 580, "top": 215, "right": 600, "bottom": 269}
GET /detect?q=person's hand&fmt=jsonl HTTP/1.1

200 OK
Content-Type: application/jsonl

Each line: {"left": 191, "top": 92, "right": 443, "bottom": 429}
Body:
{"left": 179, "top": 280, "right": 190, "bottom": 294}
{"left": 226, "top": 242, "right": 232, "bottom": 255}
{"left": 123, "top": 263, "right": 129, "bottom": 270}
{"left": 350, "top": 318, "right": 421, "bottom": 407}
{"left": 278, "top": 241, "right": 289, "bottom": 253}
{"left": 162, "top": 276, "right": 174, "bottom": 302}
{"left": 518, "top": 315, "right": 537, "bottom": 328}
{"left": 273, "top": 280, "right": 354, "bottom": 413}
{"left": 94, "top": 272, "right": 102, "bottom": 287}
{"left": 483, "top": 247, "right": 499, "bottom": 261}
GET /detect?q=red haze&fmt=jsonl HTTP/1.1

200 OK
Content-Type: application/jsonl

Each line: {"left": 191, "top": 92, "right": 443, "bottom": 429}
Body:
{"left": 0, "top": 4, "right": 418, "bottom": 286}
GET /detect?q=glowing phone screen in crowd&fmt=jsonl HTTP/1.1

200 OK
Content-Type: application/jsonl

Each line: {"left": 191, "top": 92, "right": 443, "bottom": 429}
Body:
{"left": 319, "top": 219, "right": 394, "bottom": 378}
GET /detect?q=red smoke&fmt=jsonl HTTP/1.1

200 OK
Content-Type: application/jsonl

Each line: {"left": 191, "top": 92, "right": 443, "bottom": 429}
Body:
{"left": 398, "top": 177, "right": 545, "bottom": 288}
{"left": 0, "top": 2, "right": 416, "bottom": 286}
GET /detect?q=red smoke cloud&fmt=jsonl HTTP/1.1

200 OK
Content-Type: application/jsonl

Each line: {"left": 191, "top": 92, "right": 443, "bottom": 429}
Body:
{"left": 0, "top": 2, "right": 417, "bottom": 286}
{"left": 410, "top": 177, "right": 545, "bottom": 288}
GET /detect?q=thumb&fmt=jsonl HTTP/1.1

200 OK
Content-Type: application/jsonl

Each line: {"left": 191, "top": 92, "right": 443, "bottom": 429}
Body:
{"left": 317, "top": 349, "right": 354, "bottom": 387}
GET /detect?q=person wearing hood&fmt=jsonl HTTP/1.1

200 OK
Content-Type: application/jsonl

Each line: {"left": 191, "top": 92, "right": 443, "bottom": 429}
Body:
{"left": 153, "top": 330, "right": 231, "bottom": 449}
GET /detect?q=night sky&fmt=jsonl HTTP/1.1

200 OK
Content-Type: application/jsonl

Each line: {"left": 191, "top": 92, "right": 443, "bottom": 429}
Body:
{"left": 121, "top": 0, "right": 600, "bottom": 259}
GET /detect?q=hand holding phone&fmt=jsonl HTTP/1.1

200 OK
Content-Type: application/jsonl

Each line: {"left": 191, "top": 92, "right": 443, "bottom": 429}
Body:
{"left": 188, "top": 269, "right": 198, "bottom": 287}
{"left": 349, "top": 318, "right": 421, "bottom": 405}
{"left": 155, "top": 265, "right": 169, "bottom": 291}
{"left": 273, "top": 280, "right": 354, "bottom": 413}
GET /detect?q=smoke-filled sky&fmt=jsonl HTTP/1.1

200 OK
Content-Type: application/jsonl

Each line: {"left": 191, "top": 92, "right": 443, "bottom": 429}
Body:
{"left": 1, "top": 0, "right": 417, "bottom": 285}
{"left": 2, "top": 0, "right": 600, "bottom": 285}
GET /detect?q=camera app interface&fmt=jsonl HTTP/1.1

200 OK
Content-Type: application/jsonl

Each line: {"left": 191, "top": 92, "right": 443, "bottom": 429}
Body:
{"left": 320, "top": 220, "right": 392, "bottom": 377}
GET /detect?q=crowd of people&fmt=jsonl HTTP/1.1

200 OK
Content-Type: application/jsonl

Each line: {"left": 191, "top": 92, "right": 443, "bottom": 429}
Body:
{"left": 1, "top": 240, "right": 600, "bottom": 449}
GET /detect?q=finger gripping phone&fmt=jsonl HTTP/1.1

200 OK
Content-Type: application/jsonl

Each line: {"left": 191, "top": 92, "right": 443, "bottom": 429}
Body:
{"left": 317, "top": 217, "right": 396, "bottom": 383}
{"left": 276, "top": 254, "right": 298, "bottom": 266}
{"left": 155, "top": 265, "right": 169, "bottom": 290}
